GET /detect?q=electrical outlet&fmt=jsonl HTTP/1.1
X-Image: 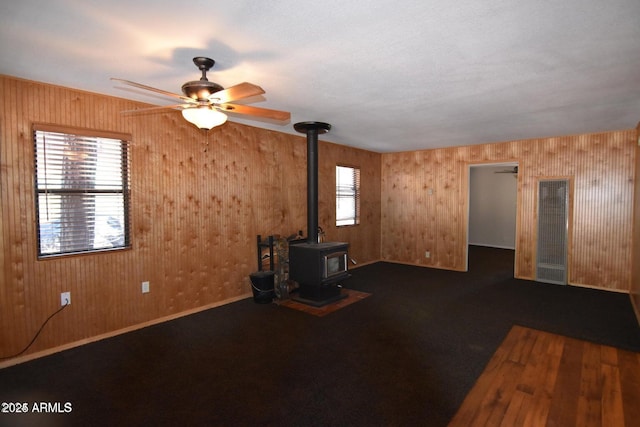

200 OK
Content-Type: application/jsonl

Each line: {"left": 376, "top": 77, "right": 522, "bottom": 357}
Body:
{"left": 141, "top": 281, "right": 150, "bottom": 294}
{"left": 61, "top": 292, "right": 71, "bottom": 306}
{"left": 425, "top": 251, "right": 431, "bottom": 258}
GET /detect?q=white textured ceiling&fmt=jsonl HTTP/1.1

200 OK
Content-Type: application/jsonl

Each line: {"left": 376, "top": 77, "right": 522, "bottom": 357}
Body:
{"left": 1, "top": 0, "right": 639, "bottom": 152}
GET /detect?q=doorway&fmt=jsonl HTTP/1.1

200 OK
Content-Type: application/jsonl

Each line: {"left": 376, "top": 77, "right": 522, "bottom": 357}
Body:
{"left": 467, "top": 162, "right": 518, "bottom": 275}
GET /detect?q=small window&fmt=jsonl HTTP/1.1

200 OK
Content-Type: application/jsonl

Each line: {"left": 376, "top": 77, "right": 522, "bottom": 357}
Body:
{"left": 336, "top": 165, "right": 360, "bottom": 226}
{"left": 34, "top": 126, "right": 131, "bottom": 257}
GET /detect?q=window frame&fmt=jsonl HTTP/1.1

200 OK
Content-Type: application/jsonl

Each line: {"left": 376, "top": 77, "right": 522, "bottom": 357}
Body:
{"left": 33, "top": 124, "right": 131, "bottom": 258}
{"left": 335, "top": 164, "right": 361, "bottom": 227}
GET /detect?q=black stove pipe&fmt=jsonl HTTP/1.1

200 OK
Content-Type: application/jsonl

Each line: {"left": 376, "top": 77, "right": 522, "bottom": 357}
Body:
{"left": 294, "top": 121, "right": 331, "bottom": 244}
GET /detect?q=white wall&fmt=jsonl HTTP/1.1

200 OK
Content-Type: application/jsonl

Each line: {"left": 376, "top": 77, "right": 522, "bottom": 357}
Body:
{"left": 469, "top": 165, "right": 517, "bottom": 249}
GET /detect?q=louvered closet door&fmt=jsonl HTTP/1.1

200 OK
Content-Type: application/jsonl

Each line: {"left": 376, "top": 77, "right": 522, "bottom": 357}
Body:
{"left": 536, "top": 180, "right": 569, "bottom": 285}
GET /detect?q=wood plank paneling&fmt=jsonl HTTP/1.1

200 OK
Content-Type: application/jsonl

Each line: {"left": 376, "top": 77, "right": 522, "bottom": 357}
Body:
{"left": 632, "top": 124, "right": 640, "bottom": 325}
{"left": 381, "top": 130, "right": 636, "bottom": 290}
{"left": 0, "top": 75, "right": 381, "bottom": 364}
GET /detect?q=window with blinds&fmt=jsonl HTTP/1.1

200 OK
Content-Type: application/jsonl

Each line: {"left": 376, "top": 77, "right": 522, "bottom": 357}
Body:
{"left": 336, "top": 165, "right": 360, "bottom": 226}
{"left": 34, "top": 127, "right": 131, "bottom": 257}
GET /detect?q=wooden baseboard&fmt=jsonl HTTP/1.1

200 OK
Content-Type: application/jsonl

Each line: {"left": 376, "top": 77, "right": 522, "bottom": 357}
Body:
{"left": 567, "top": 281, "right": 629, "bottom": 294}
{"left": 380, "top": 258, "right": 467, "bottom": 272}
{"left": 0, "top": 293, "right": 251, "bottom": 370}
{"left": 348, "top": 259, "right": 381, "bottom": 269}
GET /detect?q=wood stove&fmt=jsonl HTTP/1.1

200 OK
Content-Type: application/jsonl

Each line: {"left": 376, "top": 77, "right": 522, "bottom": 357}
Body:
{"left": 289, "top": 241, "right": 349, "bottom": 305}
{"left": 289, "top": 121, "right": 350, "bottom": 307}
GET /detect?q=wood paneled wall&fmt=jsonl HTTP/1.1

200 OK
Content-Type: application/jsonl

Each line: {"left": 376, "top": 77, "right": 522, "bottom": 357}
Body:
{"left": 1, "top": 74, "right": 636, "bottom": 363}
{"left": 632, "top": 123, "right": 640, "bottom": 324}
{"left": 381, "top": 131, "right": 636, "bottom": 291}
{"left": 0, "top": 75, "right": 381, "bottom": 363}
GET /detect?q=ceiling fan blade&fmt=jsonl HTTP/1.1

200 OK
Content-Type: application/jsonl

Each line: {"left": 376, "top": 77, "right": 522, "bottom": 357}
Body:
{"left": 120, "top": 104, "right": 187, "bottom": 115}
{"left": 495, "top": 169, "right": 518, "bottom": 174}
{"left": 210, "top": 82, "right": 265, "bottom": 103}
{"left": 111, "top": 78, "right": 193, "bottom": 102}
{"left": 219, "top": 103, "right": 291, "bottom": 121}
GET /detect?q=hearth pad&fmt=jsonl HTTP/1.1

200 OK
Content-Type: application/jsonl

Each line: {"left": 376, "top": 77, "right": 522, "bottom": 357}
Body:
{"left": 277, "top": 289, "right": 371, "bottom": 317}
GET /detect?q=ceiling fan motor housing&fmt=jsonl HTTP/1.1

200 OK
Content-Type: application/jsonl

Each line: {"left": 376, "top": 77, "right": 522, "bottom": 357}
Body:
{"left": 182, "top": 57, "right": 224, "bottom": 101}
{"left": 181, "top": 80, "right": 224, "bottom": 101}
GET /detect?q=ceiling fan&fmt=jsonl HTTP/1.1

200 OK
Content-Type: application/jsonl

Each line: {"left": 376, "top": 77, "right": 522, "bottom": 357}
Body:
{"left": 111, "top": 57, "right": 291, "bottom": 130}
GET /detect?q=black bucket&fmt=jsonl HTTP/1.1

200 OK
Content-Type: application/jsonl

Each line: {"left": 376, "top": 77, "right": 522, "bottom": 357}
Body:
{"left": 250, "top": 271, "right": 275, "bottom": 304}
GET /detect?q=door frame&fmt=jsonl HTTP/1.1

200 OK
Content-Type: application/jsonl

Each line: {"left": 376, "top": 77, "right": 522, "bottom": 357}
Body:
{"left": 465, "top": 161, "right": 519, "bottom": 275}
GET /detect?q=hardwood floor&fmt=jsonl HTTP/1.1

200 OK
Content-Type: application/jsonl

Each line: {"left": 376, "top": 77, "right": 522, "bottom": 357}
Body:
{"left": 449, "top": 325, "right": 640, "bottom": 427}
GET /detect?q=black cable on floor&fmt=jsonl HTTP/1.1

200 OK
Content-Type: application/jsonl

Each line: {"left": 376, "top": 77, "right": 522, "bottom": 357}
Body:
{"left": 0, "top": 301, "right": 69, "bottom": 360}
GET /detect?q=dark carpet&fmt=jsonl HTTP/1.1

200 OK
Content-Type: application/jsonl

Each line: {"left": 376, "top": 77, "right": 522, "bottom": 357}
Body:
{"left": 1, "top": 246, "right": 639, "bottom": 427}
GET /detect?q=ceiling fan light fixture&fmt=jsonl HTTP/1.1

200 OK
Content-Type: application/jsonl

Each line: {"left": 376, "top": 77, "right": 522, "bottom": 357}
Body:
{"left": 113, "top": 57, "right": 289, "bottom": 127}
{"left": 181, "top": 106, "right": 227, "bottom": 130}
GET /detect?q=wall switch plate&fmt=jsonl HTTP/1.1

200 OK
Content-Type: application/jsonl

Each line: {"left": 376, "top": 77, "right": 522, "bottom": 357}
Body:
{"left": 425, "top": 251, "right": 431, "bottom": 258}
{"left": 61, "top": 291, "right": 71, "bottom": 306}
{"left": 141, "top": 281, "right": 150, "bottom": 293}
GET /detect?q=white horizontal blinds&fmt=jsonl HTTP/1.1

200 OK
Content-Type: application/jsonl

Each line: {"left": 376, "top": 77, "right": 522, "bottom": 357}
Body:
{"left": 336, "top": 165, "right": 360, "bottom": 226}
{"left": 34, "top": 129, "right": 130, "bottom": 256}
